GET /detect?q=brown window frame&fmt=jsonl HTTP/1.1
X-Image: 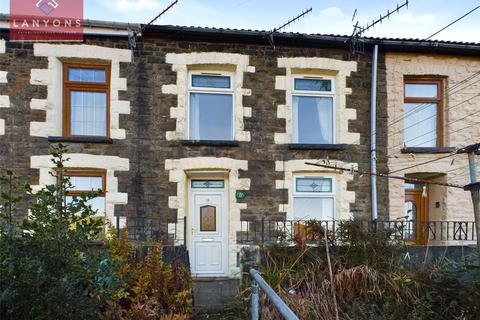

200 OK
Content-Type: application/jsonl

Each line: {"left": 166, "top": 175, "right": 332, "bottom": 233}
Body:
{"left": 403, "top": 79, "right": 444, "bottom": 147}
{"left": 62, "top": 169, "right": 107, "bottom": 197}
{"left": 63, "top": 63, "right": 111, "bottom": 138}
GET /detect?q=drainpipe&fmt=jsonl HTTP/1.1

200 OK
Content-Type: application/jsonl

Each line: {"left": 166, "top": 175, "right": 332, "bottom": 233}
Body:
{"left": 370, "top": 45, "right": 379, "bottom": 222}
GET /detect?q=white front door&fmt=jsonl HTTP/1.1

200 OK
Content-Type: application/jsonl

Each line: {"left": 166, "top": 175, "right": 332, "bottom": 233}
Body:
{"left": 189, "top": 181, "right": 228, "bottom": 277}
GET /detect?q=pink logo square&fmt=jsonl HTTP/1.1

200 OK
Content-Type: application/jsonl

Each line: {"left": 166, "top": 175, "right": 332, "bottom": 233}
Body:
{"left": 10, "top": 0, "right": 84, "bottom": 41}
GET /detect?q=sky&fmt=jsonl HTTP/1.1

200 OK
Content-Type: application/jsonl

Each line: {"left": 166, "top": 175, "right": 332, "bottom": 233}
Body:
{"left": 1, "top": 0, "right": 480, "bottom": 42}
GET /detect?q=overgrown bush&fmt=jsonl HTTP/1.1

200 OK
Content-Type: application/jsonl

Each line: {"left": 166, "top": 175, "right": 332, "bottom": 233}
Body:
{"left": 103, "top": 232, "right": 193, "bottom": 320}
{"left": 0, "top": 145, "right": 192, "bottom": 320}
{"left": 245, "top": 220, "right": 480, "bottom": 320}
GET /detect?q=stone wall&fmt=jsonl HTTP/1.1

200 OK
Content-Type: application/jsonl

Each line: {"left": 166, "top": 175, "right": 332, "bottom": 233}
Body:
{"left": 0, "top": 31, "right": 388, "bottom": 244}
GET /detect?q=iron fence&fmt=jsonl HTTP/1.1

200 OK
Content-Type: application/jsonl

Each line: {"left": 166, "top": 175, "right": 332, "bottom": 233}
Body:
{"left": 238, "top": 219, "right": 477, "bottom": 245}
{"left": 115, "top": 216, "right": 186, "bottom": 247}
{"left": 115, "top": 217, "right": 476, "bottom": 247}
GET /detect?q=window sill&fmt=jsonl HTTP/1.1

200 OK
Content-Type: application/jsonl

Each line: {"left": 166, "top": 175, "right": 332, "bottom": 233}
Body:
{"left": 48, "top": 136, "right": 114, "bottom": 144}
{"left": 288, "top": 144, "right": 348, "bottom": 151}
{"left": 401, "top": 147, "right": 456, "bottom": 154}
{"left": 181, "top": 140, "right": 240, "bottom": 147}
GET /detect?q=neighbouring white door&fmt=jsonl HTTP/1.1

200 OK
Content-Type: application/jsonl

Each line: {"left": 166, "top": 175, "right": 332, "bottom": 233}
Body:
{"left": 189, "top": 181, "right": 228, "bottom": 277}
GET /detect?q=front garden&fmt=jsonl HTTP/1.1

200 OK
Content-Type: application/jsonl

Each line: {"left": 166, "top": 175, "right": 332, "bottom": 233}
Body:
{"left": 242, "top": 221, "right": 480, "bottom": 319}
{"left": 0, "top": 145, "right": 192, "bottom": 320}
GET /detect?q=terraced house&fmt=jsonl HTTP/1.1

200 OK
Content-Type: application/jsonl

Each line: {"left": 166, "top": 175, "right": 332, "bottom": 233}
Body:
{"left": 0, "top": 16, "right": 479, "bottom": 281}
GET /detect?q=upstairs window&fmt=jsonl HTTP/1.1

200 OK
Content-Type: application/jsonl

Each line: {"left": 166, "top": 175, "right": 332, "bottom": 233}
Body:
{"left": 403, "top": 80, "right": 443, "bottom": 147}
{"left": 65, "top": 170, "right": 106, "bottom": 216}
{"left": 63, "top": 64, "right": 110, "bottom": 137}
{"left": 188, "top": 73, "right": 234, "bottom": 141}
{"left": 293, "top": 175, "right": 335, "bottom": 220}
{"left": 293, "top": 76, "right": 334, "bottom": 144}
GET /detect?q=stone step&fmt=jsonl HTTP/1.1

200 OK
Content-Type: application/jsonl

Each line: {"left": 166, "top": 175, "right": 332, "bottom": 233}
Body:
{"left": 193, "top": 278, "right": 240, "bottom": 312}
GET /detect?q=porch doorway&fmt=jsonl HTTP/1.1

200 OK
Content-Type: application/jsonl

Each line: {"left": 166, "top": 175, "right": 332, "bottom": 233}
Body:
{"left": 404, "top": 182, "right": 429, "bottom": 244}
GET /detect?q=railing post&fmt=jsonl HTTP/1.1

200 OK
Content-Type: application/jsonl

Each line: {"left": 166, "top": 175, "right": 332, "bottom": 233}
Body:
{"left": 251, "top": 280, "right": 259, "bottom": 320}
{"left": 183, "top": 216, "right": 187, "bottom": 247}
{"left": 261, "top": 217, "right": 265, "bottom": 244}
{"left": 250, "top": 269, "right": 299, "bottom": 320}
{"left": 116, "top": 215, "right": 120, "bottom": 237}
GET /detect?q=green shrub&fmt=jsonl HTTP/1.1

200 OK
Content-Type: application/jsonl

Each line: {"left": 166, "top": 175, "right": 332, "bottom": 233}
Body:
{"left": 0, "top": 145, "right": 193, "bottom": 320}
{"left": 0, "top": 145, "right": 122, "bottom": 319}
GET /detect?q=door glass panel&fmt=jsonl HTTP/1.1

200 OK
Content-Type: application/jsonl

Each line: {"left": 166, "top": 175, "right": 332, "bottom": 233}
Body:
{"left": 404, "top": 201, "right": 417, "bottom": 239}
{"left": 404, "top": 182, "right": 424, "bottom": 190}
{"left": 200, "top": 205, "right": 216, "bottom": 232}
{"left": 191, "top": 180, "right": 225, "bottom": 189}
{"left": 404, "top": 201, "right": 417, "bottom": 221}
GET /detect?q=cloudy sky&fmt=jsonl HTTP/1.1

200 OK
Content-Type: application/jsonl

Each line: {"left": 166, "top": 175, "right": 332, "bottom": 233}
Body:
{"left": 2, "top": 0, "right": 480, "bottom": 42}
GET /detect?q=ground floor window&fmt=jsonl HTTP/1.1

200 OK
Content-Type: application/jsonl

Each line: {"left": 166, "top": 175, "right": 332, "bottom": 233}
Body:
{"left": 293, "top": 175, "right": 335, "bottom": 220}
{"left": 64, "top": 170, "right": 106, "bottom": 216}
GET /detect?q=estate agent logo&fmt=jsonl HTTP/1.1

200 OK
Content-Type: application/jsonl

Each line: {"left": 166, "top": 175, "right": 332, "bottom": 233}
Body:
{"left": 36, "top": 0, "right": 59, "bottom": 17}
{"left": 10, "top": 0, "right": 84, "bottom": 41}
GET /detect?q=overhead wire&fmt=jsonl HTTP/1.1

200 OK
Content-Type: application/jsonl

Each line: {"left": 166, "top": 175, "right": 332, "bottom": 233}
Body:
{"left": 388, "top": 107, "right": 480, "bottom": 151}
{"left": 389, "top": 153, "right": 458, "bottom": 174}
{"left": 387, "top": 92, "right": 480, "bottom": 142}
{"left": 351, "top": 70, "right": 480, "bottom": 146}
{"left": 305, "top": 162, "right": 464, "bottom": 189}
{"left": 388, "top": 74, "right": 480, "bottom": 129}
{"left": 408, "top": 120, "right": 480, "bottom": 148}
{"left": 425, "top": 5, "right": 480, "bottom": 40}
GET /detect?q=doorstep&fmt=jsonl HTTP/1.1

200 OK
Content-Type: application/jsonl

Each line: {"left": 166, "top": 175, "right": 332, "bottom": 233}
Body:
{"left": 192, "top": 278, "right": 240, "bottom": 312}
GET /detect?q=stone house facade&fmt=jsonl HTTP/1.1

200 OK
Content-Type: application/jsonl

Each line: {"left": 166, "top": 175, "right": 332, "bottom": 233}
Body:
{"left": 385, "top": 52, "right": 480, "bottom": 245}
{"left": 0, "top": 19, "right": 479, "bottom": 278}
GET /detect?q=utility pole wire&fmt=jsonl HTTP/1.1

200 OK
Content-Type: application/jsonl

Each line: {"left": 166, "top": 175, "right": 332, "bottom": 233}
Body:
{"left": 426, "top": 5, "right": 480, "bottom": 40}
{"left": 305, "top": 162, "right": 465, "bottom": 189}
{"left": 389, "top": 152, "right": 457, "bottom": 174}
{"left": 138, "top": 0, "right": 179, "bottom": 36}
{"left": 128, "top": 0, "right": 178, "bottom": 50}
{"left": 389, "top": 115, "right": 480, "bottom": 152}
{"left": 387, "top": 92, "right": 480, "bottom": 142}
{"left": 390, "top": 73, "right": 480, "bottom": 127}
{"left": 406, "top": 119, "right": 480, "bottom": 149}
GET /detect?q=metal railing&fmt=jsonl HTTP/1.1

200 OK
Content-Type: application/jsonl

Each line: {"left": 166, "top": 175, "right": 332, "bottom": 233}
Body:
{"left": 239, "top": 219, "right": 477, "bottom": 245}
{"left": 115, "top": 217, "right": 476, "bottom": 246}
{"left": 115, "top": 217, "right": 186, "bottom": 246}
{"left": 250, "top": 268, "right": 298, "bottom": 320}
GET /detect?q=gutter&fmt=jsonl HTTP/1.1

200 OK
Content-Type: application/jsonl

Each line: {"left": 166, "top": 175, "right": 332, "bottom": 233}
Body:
{"left": 0, "top": 14, "right": 135, "bottom": 37}
{"left": 143, "top": 25, "right": 480, "bottom": 56}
